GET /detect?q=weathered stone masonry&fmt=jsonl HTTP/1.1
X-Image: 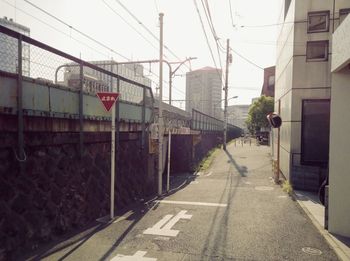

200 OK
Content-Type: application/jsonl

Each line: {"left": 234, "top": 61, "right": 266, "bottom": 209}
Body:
{"left": 0, "top": 126, "right": 155, "bottom": 260}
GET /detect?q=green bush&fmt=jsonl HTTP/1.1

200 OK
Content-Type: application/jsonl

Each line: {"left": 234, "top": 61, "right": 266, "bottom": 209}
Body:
{"left": 282, "top": 180, "right": 293, "bottom": 195}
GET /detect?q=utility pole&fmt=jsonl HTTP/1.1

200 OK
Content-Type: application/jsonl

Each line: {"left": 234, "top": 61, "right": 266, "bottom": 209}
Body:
{"left": 158, "top": 13, "right": 164, "bottom": 196}
{"left": 223, "top": 39, "right": 230, "bottom": 150}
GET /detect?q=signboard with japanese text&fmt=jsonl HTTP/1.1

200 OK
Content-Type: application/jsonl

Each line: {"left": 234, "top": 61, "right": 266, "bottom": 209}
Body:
{"left": 96, "top": 92, "right": 120, "bottom": 112}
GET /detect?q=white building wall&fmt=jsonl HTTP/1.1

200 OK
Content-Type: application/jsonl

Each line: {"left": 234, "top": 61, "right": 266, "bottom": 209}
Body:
{"left": 275, "top": 0, "right": 350, "bottom": 183}
{"left": 274, "top": 0, "right": 295, "bottom": 179}
{"left": 329, "top": 14, "right": 350, "bottom": 238}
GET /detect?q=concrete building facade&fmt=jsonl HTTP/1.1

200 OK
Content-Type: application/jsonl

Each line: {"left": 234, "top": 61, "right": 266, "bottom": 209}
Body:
{"left": 227, "top": 105, "right": 250, "bottom": 132}
{"left": 186, "top": 67, "right": 222, "bottom": 118}
{"left": 274, "top": 0, "right": 350, "bottom": 192}
{"left": 0, "top": 17, "right": 30, "bottom": 76}
{"left": 60, "top": 61, "right": 152, "bottom": 104}
{"left": 328, "top": 13, "right": 350, "bottom": 238}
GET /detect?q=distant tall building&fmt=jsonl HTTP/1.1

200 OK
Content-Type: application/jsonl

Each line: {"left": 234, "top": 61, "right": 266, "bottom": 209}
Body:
{"left": 227, "top": 104, "right": 250, "bottom": 132}
{"left": 0, "top": 17, "right": 30, "bottom": 76}
{"left": 186, "top": 67, "right": 222, "bottom": 118}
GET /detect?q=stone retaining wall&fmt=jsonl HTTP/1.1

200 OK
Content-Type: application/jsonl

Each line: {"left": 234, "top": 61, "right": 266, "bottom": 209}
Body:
{"left": 0, "top": 131, "right": 155, "bottom": 260}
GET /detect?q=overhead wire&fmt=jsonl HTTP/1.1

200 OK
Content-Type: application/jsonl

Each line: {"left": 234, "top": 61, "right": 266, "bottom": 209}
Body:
{"left": 101, "top": 0, "right": 159, "bottom": 51}
{"left": 200, "top": 0, "right": 224, "bottom": 83}
{"left": 111, "top": 0, "right": 189, "bottom": 97}
{"left": 192, "top": 0, "right": 219, "bottom": 72}
{"left": 228, "top": 0, "right": 236, "bottom": 28}
{"left": 114, "top": 0, "right": 186, "bottom": 66}
{"left": 230, "top": 47, "right": 265, "bottom": 70}
{"left": 1, "top": 0, "right": 110, "bottom": 59}
{"left": 23, "top": 0, "right": 130, "bottom": 61}
{"left": 101, "top": 0, "right": 187, "bottom": 95}
{"left": 22, "top": 0, "right": 185, "bottom": 98}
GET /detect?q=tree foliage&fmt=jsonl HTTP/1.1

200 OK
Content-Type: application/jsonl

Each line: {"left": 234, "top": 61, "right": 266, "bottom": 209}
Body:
{"left": 246, "top": 96, "right": 274, "bottom": 134}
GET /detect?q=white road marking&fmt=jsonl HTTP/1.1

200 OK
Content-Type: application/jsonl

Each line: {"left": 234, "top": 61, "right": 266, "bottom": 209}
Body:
{"left": 110, "top": 250, "right": 157, "bottom": 261}
{"left": 155, "top": 200, "right": 227, "bottom": 208}
{"left": 154, "top": 236, "right": 170, "bottom": 241}
{"left": 190, "top": 181, "right": 199, "bottom": 184}
{"left": 143, "top": 210, "right": 192, "bottom": 237}
{"left": 278, "top": 195, "right": 288, "bottom": 198}
{"left": 243, "top": 181, "right": 252, "bottom": 185}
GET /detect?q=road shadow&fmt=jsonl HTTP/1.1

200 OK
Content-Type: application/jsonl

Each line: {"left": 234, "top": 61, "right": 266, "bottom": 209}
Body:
{"left": 224, "top": 149, "right": 248, "bottom": 177}
{"left": 200, "top": 148, "right": 245, "bottom": 259}
{"left": 23, "top": 198, "right": 157, "bottom": 261}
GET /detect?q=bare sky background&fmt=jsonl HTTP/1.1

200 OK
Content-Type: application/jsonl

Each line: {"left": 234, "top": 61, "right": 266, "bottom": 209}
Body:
{"left": 0, "top": 0, "right": 283, "bottom": 108}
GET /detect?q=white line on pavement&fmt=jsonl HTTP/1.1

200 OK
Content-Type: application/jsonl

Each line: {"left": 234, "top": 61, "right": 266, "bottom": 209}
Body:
{"left": 155, "top": 200, "right": 227, "bottom": 207}
{"left": 143, "top": 210, "right": 192, "bottom": 237}
{"left": 110, "top": 250, "right": 157, "bottom": 261}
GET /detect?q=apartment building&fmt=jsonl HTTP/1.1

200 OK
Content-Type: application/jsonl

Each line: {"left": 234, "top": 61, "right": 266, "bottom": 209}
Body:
{"left": 60, "top": 61, "right": 152, "bottom": 104}
{"left": 274, "top": 0, "right": 350, "bottom": 193}
{"left": 185, "top": 67, "right": 222, "bottom": 118}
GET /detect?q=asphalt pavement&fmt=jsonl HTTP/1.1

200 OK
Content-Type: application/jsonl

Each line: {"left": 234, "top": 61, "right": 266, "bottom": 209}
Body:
{"left": 31, "top": 140, "right": 339, "bottom": 261}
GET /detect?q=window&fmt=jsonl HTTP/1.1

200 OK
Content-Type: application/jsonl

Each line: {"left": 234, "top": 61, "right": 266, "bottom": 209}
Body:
{"left": 306, "top": 41, "right": 329, "bottom": 62}
{"left": 307, "top": 11, "right": 330, "bottom": 33}
{"left": 340, "top": 8, "right": 350, "bottom": 24}
{"left": 301, "top": 100, "right": 330, "bottom": 166}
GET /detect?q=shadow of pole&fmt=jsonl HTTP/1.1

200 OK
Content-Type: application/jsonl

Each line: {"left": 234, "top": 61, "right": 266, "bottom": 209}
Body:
{"left": 224, "top": 150, "right": 248, "bottom": 177}
{"left": 200, "top": 147, "right": 246, "bottom": 259}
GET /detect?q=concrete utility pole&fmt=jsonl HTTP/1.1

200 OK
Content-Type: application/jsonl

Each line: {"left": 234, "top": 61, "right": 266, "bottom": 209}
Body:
{"left": 223, "top": 39, "right": 230, "bottom": 150}
{"left": 158, "top": 13, "right": 164, "bottom": 196}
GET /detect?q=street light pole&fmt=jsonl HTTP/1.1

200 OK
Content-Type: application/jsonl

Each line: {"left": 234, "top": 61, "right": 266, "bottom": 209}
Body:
{"left": 223, "top": 39, "right": 230, "bottom": 150}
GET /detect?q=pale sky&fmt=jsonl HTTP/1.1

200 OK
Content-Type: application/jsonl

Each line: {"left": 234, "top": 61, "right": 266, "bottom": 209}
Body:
{"left": 0, "top": 0, "right": 283, "bottom": 108}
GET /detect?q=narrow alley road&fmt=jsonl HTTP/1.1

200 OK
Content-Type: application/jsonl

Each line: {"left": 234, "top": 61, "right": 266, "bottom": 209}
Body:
{"left": 35, "top": 141, "right": 339, "bottom": 261}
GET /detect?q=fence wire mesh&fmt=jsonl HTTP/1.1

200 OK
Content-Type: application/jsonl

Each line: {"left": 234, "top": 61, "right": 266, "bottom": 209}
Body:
{"left": 0, "top": 31, "right": 24, "bottom": 75}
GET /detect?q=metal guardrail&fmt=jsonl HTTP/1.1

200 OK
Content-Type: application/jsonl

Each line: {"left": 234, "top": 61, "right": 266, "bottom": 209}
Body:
{"left": 0, "top": 24, "right": 154, "bottom": 122}
{"left": 0, "top": 24, "right": 155, "bottom": 162}
{"left": 191, "top": 109, "right": 242, "bottom": 134}
{"left": 191, "top": 109, "right": 224, "bottom": 131}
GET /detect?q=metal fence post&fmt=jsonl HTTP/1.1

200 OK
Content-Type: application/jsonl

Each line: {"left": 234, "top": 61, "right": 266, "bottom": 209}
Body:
{"left": 17, "top": 35, "right": 25, "bottom": 174}
{"left": 116, "top": 78, "right": 120, "bottom": 155}
{"left": 141, "top": 85, "right": 146, "bottom": 150}
{"left": 79, "top": 63, "right": 84, "bottom": 158}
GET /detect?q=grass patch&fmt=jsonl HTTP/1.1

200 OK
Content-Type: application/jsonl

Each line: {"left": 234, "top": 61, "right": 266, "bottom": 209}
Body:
{"left": 282, "top": 180, "right": 293, "bottom": 195}
{"left": 196, "top": 148, "right": 219, "bottom": 172}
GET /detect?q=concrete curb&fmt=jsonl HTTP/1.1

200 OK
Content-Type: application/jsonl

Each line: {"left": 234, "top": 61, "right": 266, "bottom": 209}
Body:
{"left": 291, "top": 191, "right": 350, "bottom": 261}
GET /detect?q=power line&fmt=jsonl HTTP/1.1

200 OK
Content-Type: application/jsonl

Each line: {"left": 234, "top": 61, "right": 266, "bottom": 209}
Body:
{"left": 21, "top": 0, "right": 178, "bottom": 95}
{"left": 114, "top": 0, "right": 185, "bottom": 65}
{"left": 230, "top": 47, "right": 265, "bottom": 70}
{"left": 154, "top": 0, "right": 159, "bottom": 14}
{"left": 1, "top": 0, "right": 110, "bottom": 59}
{"left": 101, "top": 0, "right": 159, "bottom": 51}
{"left": 101, "top": 0, "right": 186, "bottom": 96}
{"left": 240, "top": 21, "right": 295, "bottom": 28}
{"left": 193, "top": 0, "right": 219, "bottom": 71}
{"left": 5, "top": 0, "right": 171, "bottom": 95}
{"left": 24, "top": 0, "right": 130, "bottom": 61}
{"left": 200, "top": 0, "right": 224, "bottom": 82}
{"left": 228, "top": 0, "right": 236, "bottom": 28}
